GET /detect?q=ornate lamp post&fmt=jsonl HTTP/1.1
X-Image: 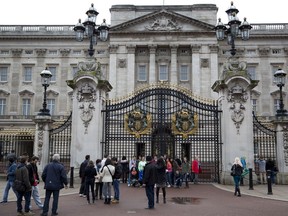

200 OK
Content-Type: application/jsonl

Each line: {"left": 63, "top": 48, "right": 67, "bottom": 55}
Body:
{"left": 39, "top": 67, "right": 52, "bottom": 116}
{"left": 73, "top": 3, "right": 109, "bottom": 57}
{"left": 215, "top": 2, "right": 252, "bottom": 56}
{"left": 274, "top": 68, "right": 287, "bottom": 116}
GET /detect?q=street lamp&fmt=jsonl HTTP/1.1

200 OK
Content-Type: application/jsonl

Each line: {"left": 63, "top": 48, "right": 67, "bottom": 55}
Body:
{"left": 215, "top": 2, "right": 252, "bottom": 56}
{"left": 274, "top": 68, "right": 287, "bottom": 116}
{"left": 39, "top": 67, "right": 52, "bottom": 116}
{"left": 73, "top": 3, "right": 109, "bottom": 57}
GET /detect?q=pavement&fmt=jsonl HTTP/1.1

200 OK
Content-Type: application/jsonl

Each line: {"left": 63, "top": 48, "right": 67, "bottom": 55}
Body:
{"left": 0, "top": 178, "right": 288, "bottom": 216}
{"left": 0, "top": 178, "right": 287, "bottom": 203}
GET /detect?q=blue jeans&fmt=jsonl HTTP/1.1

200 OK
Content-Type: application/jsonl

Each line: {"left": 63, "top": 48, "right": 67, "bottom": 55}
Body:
{"left": 113, "top": 179, "right": 120, "bottom": 200}
{"left": 30, "top": 185, "right": 43, "bottom": 209}
{"left": 17, "top": 191, "right": 31, "bottom": 213}
{"left": 233, "top": 176, "right": 241, "bottom": 190}
{"left": 145, "top": 185, "right": 155, "bottom": 209}
{"left": 2, "top": 180, "right": 18, "bottom": 202}
{"left": 102, "top": 182, "right": 112, "bottom": 199}
{"left": 166, "top": 172, "right": 172, "bottom": 186}
{"left": 42, "top": 190, "right": 60, "bottom": 215}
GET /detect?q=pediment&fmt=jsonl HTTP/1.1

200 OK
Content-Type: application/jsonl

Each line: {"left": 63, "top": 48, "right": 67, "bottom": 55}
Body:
{"left": 0, "top": 89, "right": 10, "bottom": 96}
{"left": 47, "top": 89, "right": 59, "bottom": 96}
{"left": 18, "top": 89, "right": 34, "bottom": 96}
{"left": 110, "top": 9, "right": 214, "bottom": 33}
{"left": 270, "top": 89, "right": 287, "bottom": 96}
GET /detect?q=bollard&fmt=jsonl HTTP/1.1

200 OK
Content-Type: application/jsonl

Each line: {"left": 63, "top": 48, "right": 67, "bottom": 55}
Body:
{"left": 248, "top": 168, "right": 254, "bottom": 190}
{"left": 267, "top": 170, "right": 273, "bottom": 195}
{"left": 70, "top": 166, "right": 74, "bottom": 188}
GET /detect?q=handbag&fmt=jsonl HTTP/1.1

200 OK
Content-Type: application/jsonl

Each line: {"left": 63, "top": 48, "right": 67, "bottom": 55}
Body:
{"left": 13, "top": 179, "right": 26, "bottom": 192}
{"left": 231, "top": 165, "right": 236, "bottom": 176}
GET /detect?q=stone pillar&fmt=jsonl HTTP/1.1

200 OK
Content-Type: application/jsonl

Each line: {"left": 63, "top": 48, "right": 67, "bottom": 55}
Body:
{"left": 33, "top": 115, "right": 54, "bottom": 172}
{"left": 191, "top": 45, "right": 201, "bottom": 95}
{"left": 127, "top": 45, "right": 136, "bottom": 93}
{"left": 212, "top": 58, "right": 259, "bottom": 184}
{"left": 272, "top": 117, "right": 288, "bottom": 184}
{"left": 108, "top": 45, "right": 118, "bottom": 98}
{"left": 209, "top": 45, "right": 219, "bottom": 99}
{"left": 149, "top": 45, "right": 157, "bottom": 83}
{"left": 67, "top": 57, "right": 112, "bottom": 169}
{"left": 170, "top": 44, "right": 178, "bottom": 84}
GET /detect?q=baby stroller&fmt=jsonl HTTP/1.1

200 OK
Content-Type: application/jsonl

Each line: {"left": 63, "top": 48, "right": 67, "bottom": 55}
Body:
{"left": 130, "top": 167, "right": 140, "bottom": 187}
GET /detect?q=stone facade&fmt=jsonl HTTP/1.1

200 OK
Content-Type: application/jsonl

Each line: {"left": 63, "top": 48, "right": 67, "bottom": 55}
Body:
{"left": 0, "top": 4, "right": 288, "bottom": 176}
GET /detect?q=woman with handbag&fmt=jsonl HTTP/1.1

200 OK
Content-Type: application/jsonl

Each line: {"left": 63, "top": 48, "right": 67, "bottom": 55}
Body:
{"left": 231, "top": 157, "right": 243, "bottom": 197}
{"left": 100, "top": 159, "right": 115, "bottom": 204}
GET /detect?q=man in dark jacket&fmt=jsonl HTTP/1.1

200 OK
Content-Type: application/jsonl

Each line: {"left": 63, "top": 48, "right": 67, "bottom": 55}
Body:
{"left": 143, "top": 155, "right": 157, "bottom": 210}
{"left": 41, "top": 154, "right": 68, "bottom": 216}
{"left": 79, "top": 155, "right": 90, "bottom": 197}
{"left": 111, "top": 157, "right": 122, "bottom": 203}
{"left": 14, "top": 156, "right": 34, "bottom": 216}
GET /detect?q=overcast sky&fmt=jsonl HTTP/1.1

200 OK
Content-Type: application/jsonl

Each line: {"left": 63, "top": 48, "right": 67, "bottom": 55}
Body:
{"left": 0, "top": 0, "right": 286, "bottom": 25}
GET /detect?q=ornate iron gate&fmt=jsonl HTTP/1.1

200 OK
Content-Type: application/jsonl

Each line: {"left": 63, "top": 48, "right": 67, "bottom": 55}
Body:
{"left": 253, "top": 112, "right": 277, "bottom": 172}
{"left": 102, "top": 84, "right": 222, "bottom": 182}
{"left": 0, "top": 130, "right": 34, "bottom": 172}
{"left": 49, "top": 113, "right": 72, "bottom": 173}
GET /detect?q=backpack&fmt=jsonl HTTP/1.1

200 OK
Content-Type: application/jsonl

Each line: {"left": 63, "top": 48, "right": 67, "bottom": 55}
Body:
{"left": 114, "top": 164, "right": 122, "bottom": 179}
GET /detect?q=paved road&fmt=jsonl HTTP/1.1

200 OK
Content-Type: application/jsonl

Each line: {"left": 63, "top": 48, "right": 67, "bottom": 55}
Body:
{"left": 1, "top": 184, "right": 287, "bottom": 216}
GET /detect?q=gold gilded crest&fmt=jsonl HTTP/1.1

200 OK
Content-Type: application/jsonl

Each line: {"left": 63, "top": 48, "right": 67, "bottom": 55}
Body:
{"left": 172, "top": 107, "right": 198, "bottom": 139}
{"left": 124, "top": 106, "right": 152, "bottom": 138}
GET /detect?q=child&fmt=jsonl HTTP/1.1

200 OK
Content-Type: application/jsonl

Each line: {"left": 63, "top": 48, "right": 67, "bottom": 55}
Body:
{"left": 130, "top": 167, "right": 139, "bottom": 187}
{"left": 174, "top": 170, "right": 182, "bottom": 188}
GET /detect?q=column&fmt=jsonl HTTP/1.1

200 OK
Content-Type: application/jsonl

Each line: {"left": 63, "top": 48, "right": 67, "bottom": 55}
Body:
{"left": 209, "top": 45, "right": 219, "bottom": 99}
{"left": 127, "top": 45, "right": 136, "bottom": 93}
{"left": 149, "top": 45, "right": 157, "bottom": 83}
{"left": 273, "top": 118, "right": 288, "bottom": 184}
{"left": 33, "top": 116, "right": 54, "bottom": 172}
{"left": 191, "top": 45, "right": 201, "bottom": 95}
{"left": 170, "top": 44, "right": 178, "bottom": 84}
{"left": 108, "top": 45, "right": 118, "bottom": 98}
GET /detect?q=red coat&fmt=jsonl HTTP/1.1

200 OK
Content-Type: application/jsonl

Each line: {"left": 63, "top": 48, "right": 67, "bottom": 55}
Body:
{"left": 192, "top": 160, "right": 199, "bottom": 174}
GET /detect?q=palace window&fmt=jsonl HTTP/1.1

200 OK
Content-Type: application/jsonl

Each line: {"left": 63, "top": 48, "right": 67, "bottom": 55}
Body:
{"left": 23, "top": 66, "right": 32, "bottom": 82}
{"left": 22, "top": 98, "right": 31, "bottom": 116}
{"left": 251, "top": 99, "right": 257, "bottom": 113}
{"left": 47, "top": 99, "right": 55, "bottom": 115}
{"left": 138, "top": 65, "right": 147, "bottom": 81}
{"left": 247, "top": 66, "right": 256, "bottom": 80}
{"left": 274, "top": 99, "right": 280, "bottom": 114}
{"left": 0, "top": 66, "right": 8, "bottom": 82}
{"left": 180, "top": 65, "right": 189, "bottom": 81}
{"left": 159, "top": 65, "right": 168, "bottom": 81}
{"left": 0, "top": 98, "right": 6, "bottom": 115}
{"left": 48, "top": 66, "right": 57, "bottom": 82}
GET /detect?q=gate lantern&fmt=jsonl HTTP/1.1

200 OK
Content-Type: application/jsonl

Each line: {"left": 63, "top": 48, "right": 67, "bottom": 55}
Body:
{"left": 39, "top": 67, "right": 52, "bottom": 116}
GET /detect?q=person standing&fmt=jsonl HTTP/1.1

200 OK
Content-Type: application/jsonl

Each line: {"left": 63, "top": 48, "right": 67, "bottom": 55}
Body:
{"left": 182, "top": 157, "right": 190, "bottom": 188}
{"left": 128, "top": 155, "right": 137, "bottom": 186}
{"left": 231, "top": 157, "right": 243, "bottom": 197}
{"left": 95, "top": 159, "right": 103, "bottom": 200}
{"left": 138, "top": 156, "right": 146, "bottom": 186}
{"left": 79, "top": 155, "right": 90, "bottom": 197}
{"left": 0, "top": 157, "right": 18, "bottom": 203}
{"left": 155, "top": 157, "right": 167, "bottom": 204}
{"left": 84, "top": 160, "right": 96, "bottom": 204}
{"left": 100, "top": 158, "right": 115, "bottom": 205}
{"left": 165, "top": 158, "right": 172, "bottom": 187}
{"left": 111, "top": 157, "right": 122, "bottom": 204}
{"left": 192, "top": 156, "right": 200, "bottom": 184}
{"left": 256, "top": 156, "right": 267, "bottom": 184}
{"left": 143, "top": 155, "right": 157, "bottom": 210}
{"left": 41, "top": 154, "right": 68, "bottom": 216}
{"left": 26, "top": 156, "right": 43, "bottom": 210}
{"left": 14, "top": 156, "right": 34, "bottom": 216}
{"left": 120, "top": 156, "right": 129, "bottom": 184}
